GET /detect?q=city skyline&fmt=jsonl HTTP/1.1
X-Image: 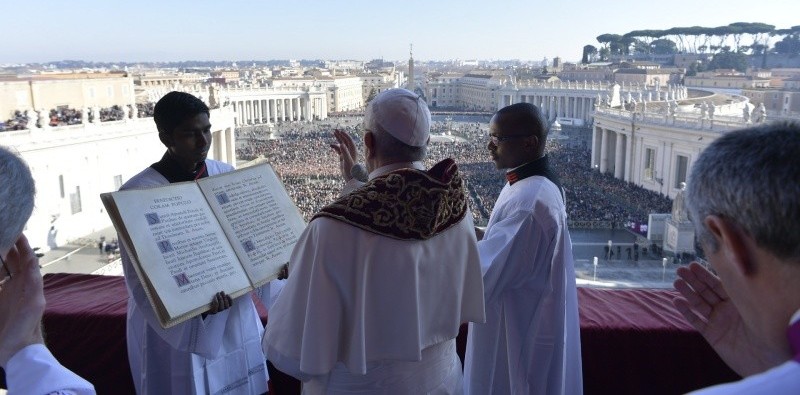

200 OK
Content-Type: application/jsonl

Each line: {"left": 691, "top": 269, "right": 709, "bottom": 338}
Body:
{"left": 2, "top": 0, "right": 799, "bottom": 64}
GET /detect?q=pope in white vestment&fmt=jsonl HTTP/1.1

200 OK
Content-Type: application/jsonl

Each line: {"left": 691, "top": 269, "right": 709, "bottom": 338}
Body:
{"left": 263, "top": 159, "right": 486, "bottom": 394}
{"left": 121, "top": 158, "right": 277, "bottom": 395}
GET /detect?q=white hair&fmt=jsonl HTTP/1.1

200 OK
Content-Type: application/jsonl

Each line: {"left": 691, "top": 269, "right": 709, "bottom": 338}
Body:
{"left": 0, "top": 146, "right": 36, "bottom": 252}
{"left": 686, "top": 121, "right": 800, "bottom": 261}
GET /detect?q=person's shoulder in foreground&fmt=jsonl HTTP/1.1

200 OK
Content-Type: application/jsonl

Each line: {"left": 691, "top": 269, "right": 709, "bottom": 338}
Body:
{"left": 0, "top": 145, "right": 95, "bottom": 394}
{"left": 673, "top": 121, "right": 800, "bottom": 394}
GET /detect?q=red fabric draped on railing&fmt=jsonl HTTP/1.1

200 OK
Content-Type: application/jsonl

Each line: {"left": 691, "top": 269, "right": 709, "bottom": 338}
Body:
{"left": 0, "top": 273, "right": 740, "bottom": 394}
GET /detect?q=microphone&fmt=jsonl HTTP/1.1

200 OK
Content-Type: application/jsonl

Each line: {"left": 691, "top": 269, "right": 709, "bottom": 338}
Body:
{"left": 350, "top": 163, "right": 368, "bottom": 182}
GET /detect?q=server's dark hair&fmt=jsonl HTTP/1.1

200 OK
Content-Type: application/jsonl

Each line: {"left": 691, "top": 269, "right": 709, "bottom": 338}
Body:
{"left": 153, "top": 91, "right": 210, "bottom": 135}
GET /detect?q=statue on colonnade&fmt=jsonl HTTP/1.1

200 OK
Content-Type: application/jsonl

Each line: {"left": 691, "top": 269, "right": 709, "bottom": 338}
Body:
{"left": 672, "top": 182, "right": 690, "bottom": 223}
{"left": 37, "top": 108, "right": 49, "bottom": 129}
{"left": 742, "top": 104, "right": 751, "bottom": 124}
{"left": 24, "top": 109, "right": 37, "bottom": 130}
{"left": 756, "top": 103, "right": 767, "bottom": 123}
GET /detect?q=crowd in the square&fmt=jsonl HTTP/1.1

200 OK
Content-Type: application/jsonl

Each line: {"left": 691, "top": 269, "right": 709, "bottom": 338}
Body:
{"left": 235, "top": 118, "right": 673, "bottom": 227}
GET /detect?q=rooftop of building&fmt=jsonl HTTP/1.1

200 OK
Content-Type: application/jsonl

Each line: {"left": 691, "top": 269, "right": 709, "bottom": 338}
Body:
{"left": 0, "top": 71, "right": 130, "bottom": 82}
{"left": 614, "top": 68, "right": 673, "bottom": 75}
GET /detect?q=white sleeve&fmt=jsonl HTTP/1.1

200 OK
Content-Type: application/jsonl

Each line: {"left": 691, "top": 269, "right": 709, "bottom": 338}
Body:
{"left": 477, "top": 210, "right": 556, "bottom": 303}
{"left": 5, "top": 344, "right": 95, "bottom": 395}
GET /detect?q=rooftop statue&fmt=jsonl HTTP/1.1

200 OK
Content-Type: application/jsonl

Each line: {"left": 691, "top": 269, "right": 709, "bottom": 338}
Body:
{"left": 672, "top": 182, "right": 690, "bottom": 223}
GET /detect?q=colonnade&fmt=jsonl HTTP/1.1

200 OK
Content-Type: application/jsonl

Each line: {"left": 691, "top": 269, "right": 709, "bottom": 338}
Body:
{"left": 591, "top": 126, "right": 632, "bottom": 182}
{"left": 519, "top": 94, "right": 596, "bottom": 123}
{"left": 232, "top": 96, "right": 327, "bottom": 125}
{"left": 499, "top": 90, "right": 598, "bottom": 125}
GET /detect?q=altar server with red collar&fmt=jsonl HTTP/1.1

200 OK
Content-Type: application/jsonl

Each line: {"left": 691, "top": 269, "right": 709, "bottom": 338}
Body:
{"left": 464, "top": 102, "right": 582, "bottom": 395}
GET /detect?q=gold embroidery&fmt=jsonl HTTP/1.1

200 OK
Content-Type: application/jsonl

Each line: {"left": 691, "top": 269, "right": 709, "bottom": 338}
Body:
{"left": 313, "top": 159, "right": 468, "bottom": 240}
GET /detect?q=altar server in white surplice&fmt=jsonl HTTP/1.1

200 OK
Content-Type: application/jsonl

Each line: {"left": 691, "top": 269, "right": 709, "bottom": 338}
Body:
{"left": 263, "top": 88, "right": 485, "bottom": 394}
{"left": 120, "top": 92, "right": 283, "bottom": 395}
{"left": 464, "top": 102, "right": 582, "bottom": 395}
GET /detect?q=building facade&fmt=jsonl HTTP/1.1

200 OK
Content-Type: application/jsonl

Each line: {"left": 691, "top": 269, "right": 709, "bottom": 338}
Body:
{"left": 0, "top": 105, "right": 236, "bottom": 252}
{"left": 0, "top": 73, "right": 135, "bottom": 119}
{"left": 590, "top": 92, "right": 755, "bottom": 199}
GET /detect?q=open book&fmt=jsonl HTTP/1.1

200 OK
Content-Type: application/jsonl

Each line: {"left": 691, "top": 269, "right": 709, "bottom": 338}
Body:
{"left": 101, "top": 163, "right": 306, "bottom": 328}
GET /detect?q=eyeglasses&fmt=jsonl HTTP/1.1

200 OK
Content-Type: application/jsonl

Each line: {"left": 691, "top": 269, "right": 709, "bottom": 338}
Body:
{"left": 0, "top": 254, "right": 10, "bottom": 288}
{"left": 489, "top": 134, "right": 531, "bottom": 145}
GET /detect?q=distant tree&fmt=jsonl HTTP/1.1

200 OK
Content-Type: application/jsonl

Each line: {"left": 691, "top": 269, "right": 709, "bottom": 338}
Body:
{"left": 623, "top": 29, "right": 665, "bottom": 53}
{"left": 616, "top": 36, "right": 635, "bottom": 55}
{"left": 582, "top": 45, "right": 598, "bottom": 64}
{"left": 651, "top": 38, "right": 678, "bottom": 54}
{"left": 596, "top": 33, "right": 621, "bottom": 53}
{"left": 632, "top": 39, "right": 651, "bottom": 54}
{"left": 662, "top": 27, "right": 689, "bottom": 53}
{"left": 728, "top": 22, "right": 775, "bottom": 53}
{"left": 774, "top": 26, "right": 800, "bottom": 57}
{"left": 686, "top": 60, "right": 708, "bottom": 77}
{"left": 707, "top": 51, "right": 748, "bottom": 71}
{"left": 598, "top": 47, "right": 611, "bottom": 61}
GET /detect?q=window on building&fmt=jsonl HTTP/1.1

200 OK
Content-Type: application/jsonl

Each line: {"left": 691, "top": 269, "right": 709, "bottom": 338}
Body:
{"left": 675, "top": 155, "right": 688, "bottom": 188}
{"left": 59, "top": 175, "right": 65, "bottom": 198}
{"left": 70, "top": 186, "right": 82, "bottom": 215}
{"left": 644, "top": 148, "right": 656, "bottom": 180}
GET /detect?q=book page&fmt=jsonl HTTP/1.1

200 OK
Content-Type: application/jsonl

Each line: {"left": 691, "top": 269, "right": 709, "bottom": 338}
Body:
{"left": 110, "top": 182, "right": 252, "bottom": 320}
{"left": 198, "top": 163, "right": 306, "bottom": 287}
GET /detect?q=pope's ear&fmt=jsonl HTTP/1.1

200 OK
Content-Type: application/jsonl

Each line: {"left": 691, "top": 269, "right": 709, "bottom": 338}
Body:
{"left": 704, "top": 215, "right": 755, "bottom": 276}
{"left": 363, "top": 131, "right": 375, "bottom": 159}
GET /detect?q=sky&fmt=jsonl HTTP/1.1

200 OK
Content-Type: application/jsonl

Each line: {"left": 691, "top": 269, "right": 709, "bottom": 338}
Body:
{"left": 2, "top": 0, "right": 798, "bottom": 64}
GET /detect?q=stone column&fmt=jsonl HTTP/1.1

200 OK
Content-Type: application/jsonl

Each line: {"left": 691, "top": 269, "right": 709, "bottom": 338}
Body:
{"left": 569, "top": 97, "right": 575, "bottom": 118}
{"left": 600, "top": 128, "right": 609, "bottom": 173}
{"left": 591, "top": 126, "right": 599, "bottom": 168}
{"left": 268, "top": 99, "right": 274, "bottom": 123}
{"left": 553, "top": 96, "right": 559, "bottom": 118}
{"left": 624, "top": 132, "right": 633, "bottom": 182}
{"left": 281, "top": 99, "right": 286, "bottom": 122}
{"left": 226, "top": 128, "right": 236, "bottom": 163}
{"left": 614, "top": 131, "right": 624, "bottom": 179}
{"left": 254, "top": 100, "right": 259, "bottom": 123}
{"left": 216, "top": 129, "right": 227, "bottom": 162}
